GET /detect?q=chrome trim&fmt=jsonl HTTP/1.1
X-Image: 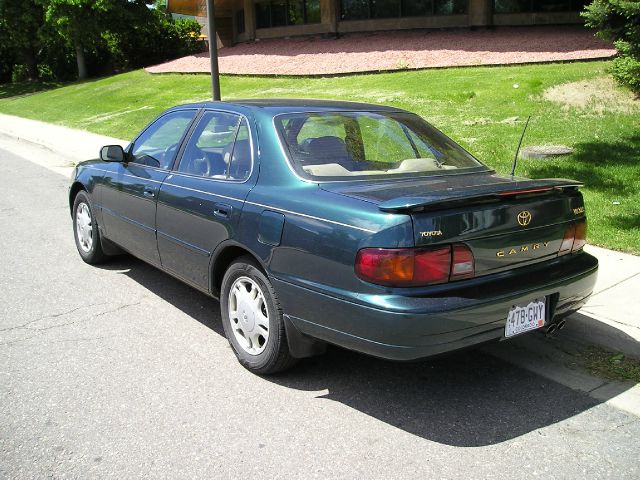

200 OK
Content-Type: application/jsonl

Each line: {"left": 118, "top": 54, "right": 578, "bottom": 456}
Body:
{"left": 157, "top": 230, "right": 210, "bottom": 256}
{"left": 244, "top": 200, "right": 377, "bottom": 234}
{"left": 95, "top": 163, "right": 169, "bottom": 181}
{"left": 121, "top": 173, "right": 165, "bottom": 184}
{"left": 84, "top": 166, "right": 111, "bottom": 174}
{"left": 158, "top": 182, "right": 377, "bottom": 233}
{"left": 161, "top": 182, "right": 244, "bottom": 204}
{"left": 100, "top": 207, "right": 155, "bottom": 233}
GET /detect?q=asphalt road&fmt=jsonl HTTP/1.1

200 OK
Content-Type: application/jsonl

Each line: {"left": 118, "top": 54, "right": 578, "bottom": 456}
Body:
{"left": 1, "top": 145, "right": 639, "bottom": 479}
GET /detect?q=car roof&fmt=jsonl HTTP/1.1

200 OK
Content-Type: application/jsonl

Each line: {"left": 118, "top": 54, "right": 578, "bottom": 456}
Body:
{"left": 167, "top": 99, "right": 408, "bottom": 115}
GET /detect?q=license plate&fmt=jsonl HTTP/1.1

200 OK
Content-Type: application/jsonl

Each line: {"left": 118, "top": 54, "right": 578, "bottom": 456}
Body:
{"left": 505, "top": 298, "right": 546, "bottom": 338}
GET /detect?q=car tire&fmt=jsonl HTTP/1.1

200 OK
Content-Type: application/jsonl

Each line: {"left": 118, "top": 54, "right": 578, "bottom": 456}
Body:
{"left": 220, "top": 256, "right": 297, "bottom": 374}
{"left": 72, "top": 190, "right": 107, "bottom": 265}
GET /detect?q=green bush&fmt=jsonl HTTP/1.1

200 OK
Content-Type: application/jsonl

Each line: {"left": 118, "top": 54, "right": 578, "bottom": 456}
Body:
{"left": 103, "top": 5, "right": 202, "bottom": 72}
{"left": 11, "top": 65, "right": 29, "bottom": 83}
{"left": 582, "top": 0, "right": 640, "bottom": 94}
{"left": 37, "top": 64, "right": 56, "bottom": 82}
{"left": 611, "top": 40, "right": 640, "bottom": 93}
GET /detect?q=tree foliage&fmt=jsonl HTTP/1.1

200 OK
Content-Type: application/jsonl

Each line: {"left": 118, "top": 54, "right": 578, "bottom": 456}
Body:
{"left": 582, "top": 0, "right": 640, "bottom": 94}
{"left": 1, "top": 0, "right": 202, "bottom": 83}
{"left": 44, "top": 0, "right": 115, "bottom": 79}
{"left": 0, "top": 0, "right": 45, "bottom": 80}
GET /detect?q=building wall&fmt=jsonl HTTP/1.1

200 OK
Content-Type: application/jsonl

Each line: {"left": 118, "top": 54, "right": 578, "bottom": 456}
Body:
{"left": 493, "top": 11, "right": 582, "bottom": 26}
{"left": 227, "top": 0, "right": 584, "bottom": 44}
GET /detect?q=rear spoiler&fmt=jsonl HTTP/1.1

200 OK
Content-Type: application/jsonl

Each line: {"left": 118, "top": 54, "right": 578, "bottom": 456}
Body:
{"left": 378, "top": 179, "right": 582, "bottom": 213}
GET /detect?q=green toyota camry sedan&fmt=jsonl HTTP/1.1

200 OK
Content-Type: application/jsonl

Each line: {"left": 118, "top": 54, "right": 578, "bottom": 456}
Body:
{"left": 69, "top": 99, "right": 598, "bottom": 374}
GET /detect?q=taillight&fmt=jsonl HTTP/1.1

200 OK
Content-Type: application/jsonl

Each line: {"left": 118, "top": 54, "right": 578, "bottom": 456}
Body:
{"left": 355, "top": 244, "right": 474, "bottom": 287}
{"left": 572, "top": 219, "right": 587, "bottom": 252}
{"left": 559, "top": 219, "right": 587, "bottom": 256}
{"left": 451, "top": 244, "right": 475, "bottom": 279}
{"left": 559, "top": 224, "right": 575, "bottom": 256}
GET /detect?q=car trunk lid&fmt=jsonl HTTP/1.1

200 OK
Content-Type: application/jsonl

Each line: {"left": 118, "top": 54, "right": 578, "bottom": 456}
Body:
{"left": 321, "top": 172, "right": 586, "bottom": 275}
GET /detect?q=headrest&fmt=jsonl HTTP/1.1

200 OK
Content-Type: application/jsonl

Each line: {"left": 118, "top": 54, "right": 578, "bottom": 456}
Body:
{"left": 305, "top": 136, "right": 348, "bottom": 160}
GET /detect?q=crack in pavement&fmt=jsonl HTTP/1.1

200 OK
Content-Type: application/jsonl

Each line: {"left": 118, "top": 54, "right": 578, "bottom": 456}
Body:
{"left": 0, "top": 303, "right": 109, "bottom": 333}
{"left": 0, "top": 301, "right": 143, "bottom": 346}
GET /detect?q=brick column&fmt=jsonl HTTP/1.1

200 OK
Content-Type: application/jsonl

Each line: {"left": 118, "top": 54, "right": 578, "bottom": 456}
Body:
{"left": 468, "top": 0, "right": 492, "bottom": 26}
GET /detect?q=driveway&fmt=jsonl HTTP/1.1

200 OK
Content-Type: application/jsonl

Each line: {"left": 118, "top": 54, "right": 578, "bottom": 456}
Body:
{"left": 1, "top": 144, "right": 639, "bottom": 479}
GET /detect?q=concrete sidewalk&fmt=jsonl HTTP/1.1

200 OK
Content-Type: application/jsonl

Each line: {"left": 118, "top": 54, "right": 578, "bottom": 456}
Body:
{"left": 0, "top": 112, "right": 638, "bottom": 356}
{"left": 0, "top": 113, "right": 126, "bottom": 176}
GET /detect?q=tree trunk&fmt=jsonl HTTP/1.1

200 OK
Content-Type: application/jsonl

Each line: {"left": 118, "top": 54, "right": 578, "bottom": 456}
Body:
{"left": 75, "top": 41, "right": 88, "bottom": 80}
{"left": 22, "top": 48, "right": 38, "bottom": 81}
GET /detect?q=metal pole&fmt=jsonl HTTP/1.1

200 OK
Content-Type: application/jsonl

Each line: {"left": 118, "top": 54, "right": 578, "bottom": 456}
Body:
{"left": 206, "top": 0, "right": 221, "bottom": 100}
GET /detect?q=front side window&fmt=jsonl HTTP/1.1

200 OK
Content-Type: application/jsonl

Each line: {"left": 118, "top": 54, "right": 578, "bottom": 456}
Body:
{"left": 130, "top": 110, "right": 196, "bottom": 169}
{"left": 276, "top": 111, "right": 486, "bottom": 181}
{"left": 178, "top": 111, "right": 252, "bottom": 181}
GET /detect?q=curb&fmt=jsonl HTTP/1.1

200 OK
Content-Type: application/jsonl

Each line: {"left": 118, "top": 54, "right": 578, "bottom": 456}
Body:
{"left": 0, "top": 113, "right": 126, "bottom": 165}
{"left": 562, "top": 312, "right": 640, "bottom": 357}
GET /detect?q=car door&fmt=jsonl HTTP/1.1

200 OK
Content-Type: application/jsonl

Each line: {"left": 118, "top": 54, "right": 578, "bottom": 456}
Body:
{"left": 156, "top": 110, "right": 256, "bottom": 290}
{"left": 101, "top": 109, "right": 197, "bottom": 266}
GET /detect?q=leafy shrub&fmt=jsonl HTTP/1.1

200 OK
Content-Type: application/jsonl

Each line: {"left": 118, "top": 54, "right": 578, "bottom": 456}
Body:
{"left": 104, "top": 5, "right": 202, "bottom": 71}
{"left": 11, "top": 65, "right": 29, "bottom": 83}
{"left": 582, "top": 0, "right": 640, "bottom": 94}
{"left": 37, "top": 64, "right": 56, "bottom": 82}
{"left": 611, "top": 41, "right": 640, "bottom": 94}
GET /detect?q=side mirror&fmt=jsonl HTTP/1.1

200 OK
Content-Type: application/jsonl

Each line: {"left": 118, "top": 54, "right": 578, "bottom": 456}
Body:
{"left": 100, "top": 145, "right": 126, "bottom": 162}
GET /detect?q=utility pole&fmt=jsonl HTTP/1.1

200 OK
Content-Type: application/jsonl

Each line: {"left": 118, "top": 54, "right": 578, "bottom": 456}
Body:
{"left": 206, "top": 0, "right": 221, "bottom": 100}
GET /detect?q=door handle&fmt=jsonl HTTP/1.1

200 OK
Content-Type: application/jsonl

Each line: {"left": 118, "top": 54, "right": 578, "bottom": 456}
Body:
{"left": 143, "top": 188, "right": 155, "bottom": 198}
{"left": 213, "top": 203, "right": 232, "bottom": 218}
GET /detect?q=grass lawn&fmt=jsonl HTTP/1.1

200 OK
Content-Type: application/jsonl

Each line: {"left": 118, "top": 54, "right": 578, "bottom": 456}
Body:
{"left": 0, "top": 61, "right": 638, "bottom": 254}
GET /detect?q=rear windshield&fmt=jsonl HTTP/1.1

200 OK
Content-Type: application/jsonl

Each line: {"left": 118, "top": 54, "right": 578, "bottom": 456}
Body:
{"left": 275, "top": 111, "right": 487, "bottom": 181}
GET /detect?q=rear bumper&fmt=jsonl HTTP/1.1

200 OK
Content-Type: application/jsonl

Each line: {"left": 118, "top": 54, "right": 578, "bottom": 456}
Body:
{"left": 273, "top": 252, "right": 598, "bottom": 361}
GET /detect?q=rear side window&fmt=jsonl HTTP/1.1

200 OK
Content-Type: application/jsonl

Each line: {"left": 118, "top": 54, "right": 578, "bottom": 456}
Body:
{"left": 130, "top": 110, "right": 196, "bottom": 169}
{"left": 178, "top": 111, "right": 252, "bottom": 181}
{"left": 276, "top": 111, "right": 486, "bottom": 181}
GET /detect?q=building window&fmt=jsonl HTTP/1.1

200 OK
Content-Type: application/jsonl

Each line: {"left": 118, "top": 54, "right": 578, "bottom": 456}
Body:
{"left": 341, "top": 0, "right": 468, "bottom": 21}
{"left": 493, "top": 1, "right": 588, "bottom": 14}
{"left": 255, "top": 0, "right": 321, "bottom": 28}
{"left": 236, "top": 9, "right": 246, "bottom": 34}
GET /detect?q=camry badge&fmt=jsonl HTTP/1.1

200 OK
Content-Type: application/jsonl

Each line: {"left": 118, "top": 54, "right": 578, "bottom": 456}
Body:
{"left": 517, "top": 210, "right": 532, "bottom": 226}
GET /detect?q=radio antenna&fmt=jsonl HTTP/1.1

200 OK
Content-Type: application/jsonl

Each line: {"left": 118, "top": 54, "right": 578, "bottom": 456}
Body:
{"left": 511, "top": 115, "right": 531, "bottom": 177}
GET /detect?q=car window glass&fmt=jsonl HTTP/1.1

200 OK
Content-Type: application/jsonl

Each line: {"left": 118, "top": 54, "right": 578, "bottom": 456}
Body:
{"left": 296, "top": 115, "right": 347, "bottom": 146}
{"left": 358, "top": 115, "right": 417, "bottom": 164}
{"left": 227, "top": 119, "right": 252, "bottom": 181}
{"left": 130, "top": 110, "right": 195, "bottom": 169}
{"left": 178, "top": 111, "right": 251, "bottom": 181}
{"left": 276, "top": 111, "right": 485, "bottom": 180}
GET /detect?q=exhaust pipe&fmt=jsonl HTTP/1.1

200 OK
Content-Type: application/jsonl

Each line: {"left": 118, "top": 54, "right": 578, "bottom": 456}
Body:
{"left": 556, "top": 319, "right": 567, "bottom": 331}
{"left": 544, "top": 323, "right": 557, "bottom": 336}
